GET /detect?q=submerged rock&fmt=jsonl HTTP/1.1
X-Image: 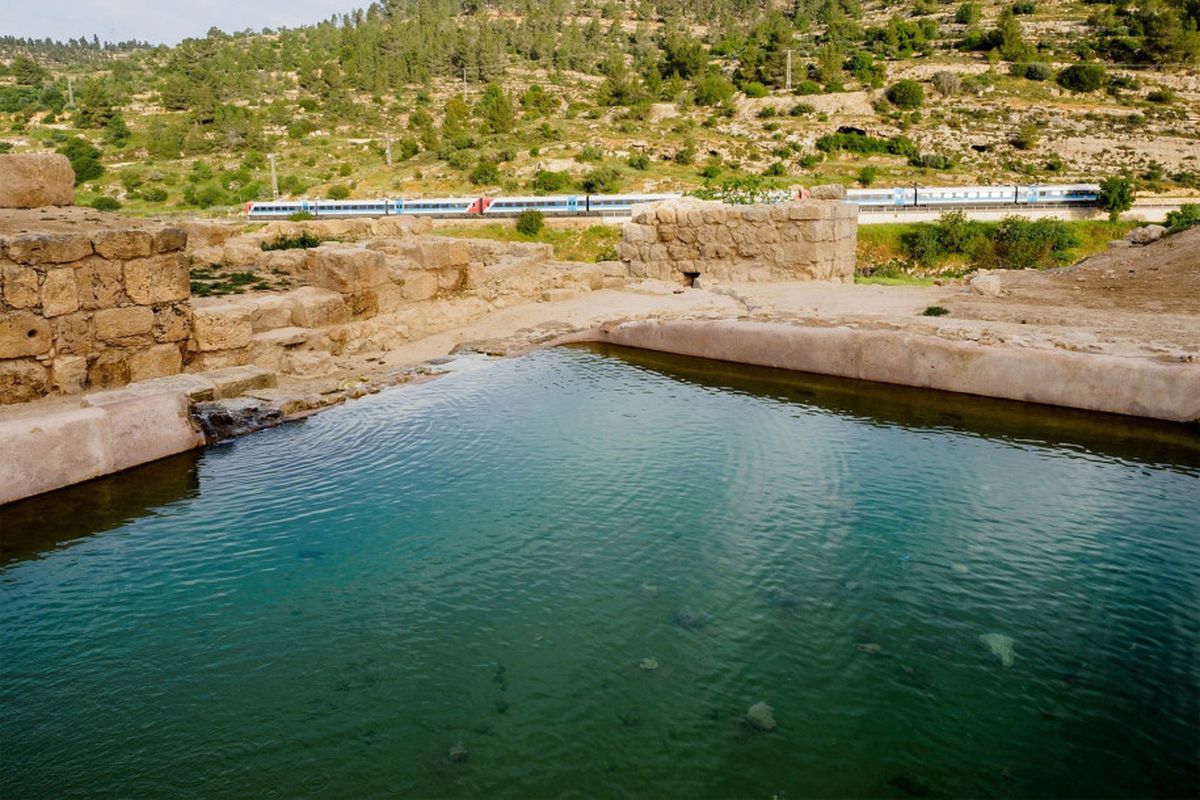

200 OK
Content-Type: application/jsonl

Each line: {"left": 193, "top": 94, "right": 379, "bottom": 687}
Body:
{"left": 448, "top": 742, "right": 468, "bottom": 763}
{"left": 639, "top": 657, "right": 659, "bottom": 671}
{"left": 745, "top": 702, "right": 777, "bottom": 732}
{"left": 979, "top": 633, "right": 1016, "bottom": 667}
{"left": 672, "top": 609, "right": 713, "bottom": 631}
{"left": 638, "top": 582, "right": 659, "bottom": 599}
{"left": 856, "top": 643, "right": 882, "bottom": 655}
{"left": 766, "top": 587, "right": 799, "bottom": 609}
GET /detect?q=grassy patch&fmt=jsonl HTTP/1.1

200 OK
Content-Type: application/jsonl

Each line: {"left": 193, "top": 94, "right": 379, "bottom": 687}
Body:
{"left": 433, "top": 222, "right": 620, "bottom": 263}
{"left": 854, "top": 274, "right": 937, "bottom": 286}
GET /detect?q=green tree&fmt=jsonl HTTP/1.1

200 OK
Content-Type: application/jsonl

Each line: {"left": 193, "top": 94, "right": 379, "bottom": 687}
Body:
{"left": 955, "top": 2, "right": 982, "bottom": 25}
{"left": 1097, "top": 176, "right": 1135, "bottom": 221}
{"left": 10, "top": 56, "right": 48, "bottom": 87}
{"left": 1057, "top": 63, "right": 1106, "bottom": 92}
{"left": 886, "top": 79, "right": 925, "bottom": 108}
{"left": 477, "top": 83, "right": 514, "bottom": 134}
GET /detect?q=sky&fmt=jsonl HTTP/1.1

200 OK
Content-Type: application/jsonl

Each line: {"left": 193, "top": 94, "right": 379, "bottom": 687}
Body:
{"left": 0, "top": 0, "right": 362, "bottom": 45}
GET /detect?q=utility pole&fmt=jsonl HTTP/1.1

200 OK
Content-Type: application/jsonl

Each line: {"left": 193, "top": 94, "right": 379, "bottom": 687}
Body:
{"left": 268, "top": 153, "right": 279, "bottom": 199}
{"left": 462, "top": 66, "right": 467, "bottom": 101}
{"left": 785, "top": 50, "right": 792, "bottom": 92}
{"left": 384, "top": 134, "right": 393, "bottom": 166}
{"left": 66, "top": 76, "right": 75, "bottom": 108}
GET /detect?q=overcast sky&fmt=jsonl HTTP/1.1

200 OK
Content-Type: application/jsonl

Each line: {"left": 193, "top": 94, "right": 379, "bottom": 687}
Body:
{"left": 1, "top": 0, "right": 362, "bottom": 45}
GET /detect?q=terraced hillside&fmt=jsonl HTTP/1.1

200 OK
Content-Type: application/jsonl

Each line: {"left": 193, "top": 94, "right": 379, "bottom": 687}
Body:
{"left": 0, "top": 0, "right": 1197, "bottom": 214}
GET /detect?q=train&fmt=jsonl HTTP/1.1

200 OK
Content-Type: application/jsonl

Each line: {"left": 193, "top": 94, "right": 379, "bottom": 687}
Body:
{"left": 244, "top": 184, "right": 1100, "bottom": 219}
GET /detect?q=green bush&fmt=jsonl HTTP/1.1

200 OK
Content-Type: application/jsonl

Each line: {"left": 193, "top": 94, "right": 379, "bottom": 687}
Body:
{"left": 955, "top": 2, "right": 982, "bottom": 24}
{"left": 287, "top": 211, "right": 315, "bottom": 221}
{"left": 56, "top": 136, "right": 103, "bottom": 184}
{"left": 793, "top": 80, "right": 823, "bottom": 96}
{"left": 886, "top": 80, "right": 925, "bottom": 108}
{"left": 857, "top": 166, "right": 878, "bottom": 186}
{"left": 90, "top": 196, "right": 121, "bottom": 211}
{"left": 1056, "top": 63, "right": 1106, "bottom": 93}
{"left": 325, "top": 184, "right": 351, "bottom": 200}
{"left": 1164, "top": 204, "right": 1200, "bottom": 233}
{"left": 627, "top": 153, "right": 650, "bottom": 170}
{"left": 261, "top": 232, "right": 322, "bottom": 251}
{"left": 976, "top": 217, "right": 1077, "bottom": 270}
{"left": 579, "top": 166, "right": 623, "bottom": 194}
{"left": 816, "top": 132, "right": 917, "bottom": 157}
{"left": 1097, "top": 176, "right": 1135, "bottom": 221}
{"left": 532, "top": 170, "right": 572, "bottom": 193}
{"left": 140, "top": 186, "right": 169, "bottom": 203}
{"left": 469, "top": 160, "right": 501, "bottom": 186}
{"left": 742, "top": 81, "right": 768, "bottom": 98}
{"left": 901, "top": 226, "right": 944, "bottom": 266}
{"left": 515, "top": 209, "right": 544, "bottom": 236}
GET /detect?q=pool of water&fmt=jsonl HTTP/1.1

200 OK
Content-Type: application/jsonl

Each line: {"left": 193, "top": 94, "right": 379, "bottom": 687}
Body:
{"left": 3, "top": 345, "right": 1198, "bottom": 799}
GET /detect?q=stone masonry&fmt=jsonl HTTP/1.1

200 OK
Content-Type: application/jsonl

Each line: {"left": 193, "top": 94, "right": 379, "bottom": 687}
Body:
{"left": 0, "top": 208, "right": 191, "bottom": 403}
{"left": 617, "top": 195, "right": 858, "bottom": 284}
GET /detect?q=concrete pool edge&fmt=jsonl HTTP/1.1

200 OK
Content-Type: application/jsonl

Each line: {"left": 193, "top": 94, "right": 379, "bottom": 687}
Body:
{"left": 556, "top": 318, "right": 1200, "bottom": 425}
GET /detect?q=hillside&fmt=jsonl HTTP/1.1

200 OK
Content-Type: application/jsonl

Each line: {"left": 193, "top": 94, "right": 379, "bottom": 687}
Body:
{"left": 0, "top": 0, "right": 1198, "bottom": 215}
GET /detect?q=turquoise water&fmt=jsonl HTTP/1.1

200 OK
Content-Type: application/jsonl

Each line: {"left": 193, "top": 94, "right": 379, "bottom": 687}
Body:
{"left": 2, "top": 345, "right": 1198, "bottom": 799}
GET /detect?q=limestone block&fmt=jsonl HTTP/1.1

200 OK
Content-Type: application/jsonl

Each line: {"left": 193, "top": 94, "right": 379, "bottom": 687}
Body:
{"left": 202, "top": 365, "right": 277, "bottom": 399}
{"left": 192, "top": 303, "right": 253, "bottom": 352}
{"left": 88, "top": 350, "right": 131, "bottom": 388}
{"left": 657, "top": 224, "right": 677, "bottom": 242}
{"left": 287, "top": 287, "right": 350, "bottom": 328}
{"left": 541, "top": 287, "right": 582, "bottom": 303}
{"left": 100, "top": 392, "right": 202, "bottom": 472}
{"left": 84, "top": 373, "right": 217, "bottom": 404}
{"left": 179, "top": 222, "right": 235, "bottom": 249}
{"left": 655, "top": 207, "right": 677, "bottom": 225}
{"left": 122, "top": 253, "right": 189, "bottom": 305}
{"left": 76, "top": 257, "right": 126, "bottom": 309}
{"left": 971, "top": 273, "right": 1003, "bottom": 297}
{"left": 3, "top": 263, "right": 40, "bottom": 308}
{"left": 400, "top": 239, "right": 470, "bottom": 270}
{"left": 261, "top": 248, "right": 308, "bottom": 275}
{"left": 152, "top": 227, "right": 188, "bottom": 254}
{"left": 624, "top": 223, "right": 658, "bottom": 243}
{"left": 810, "top": 183, "right": 848, "bottom": 200}
{"left": 244, "top": 295, "right": 294, "bottom": 332}
{"left": 5, "top": 233, "right": 93, "bottom": 265}
{"left": 51, "top": 355, "right": 88, "bottom": 394}
{"left": 129, "top": 343, "right": 183, "bottom": 381}
{"left": 0, "top": 311, "right": 52, "bottom": 358}
{"left": 0, "top": 358, "right": 50, "bottom": 404}
{"left": 95, "top": 306, "right": 154, "bottom": 342}
{"left": 153, "top": 303, "right": 192, "bottom": 343}
{"left": 220, "top": 240, "right": 262, "bottom": 268}
{"left": 50, "top": 311, "right": 94, "bottom": 355}
{"left": 0, "top": 407, "right": 109, "bottom": 501}
{"left": 41, "top": 268, "right": 79, "bottom": 317}
{"left": 186, "top": 347, "right": 252, "bottom": 371}
{"left": 0, "top": 153, "right": 75, "bottom": 208}
{"left": 305, "top": 247, "right": 390, "bottom": 293}
{"left": 189, "top": 245, "right": 224, "bottom": 266}
{"left": 371, "top": 282, "right": 404, "bottom": 315}
{"left": 401, "top": 271, "right": 439, "bottom": 302}
{"left": 283, "top": 349, "right": 335, "bottom": 377}
{"left": 93, "top": 229, "right": 153, "bottom": 260}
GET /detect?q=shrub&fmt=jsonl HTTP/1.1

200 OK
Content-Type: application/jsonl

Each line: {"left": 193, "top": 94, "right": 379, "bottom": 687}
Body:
{"left": 140, "top": 186, "right": 168, "bottom": 202}
{"left": 1146, "top": 89, "right": 1175, "bottom": 104}
{"left": 673, "top": 143, "right": 696, "bottom": 165}
{"left": 515, "top": 209, "right": 544, "bottom": 236}
{"left": 816, "top": 132, "right": 916, "bottom": 157}
{"left": 886, "top": 80, "right": 925, "bottom": 109}
{"left": 90, "top": 196, "right": 121, "bottom": 211}
{"left": 1012, "top": 62, "right": 1052, "bottom": 81}
{"left": 531, "top": 170, "right": 571, "bottom": 193}
{"left": 742, "top": 81, "right": 768, "bottom": 98}
{"left": 1164, "top": 204, "right": 1200, "bottom": 233}
{"left": 793, "top": 80, "right": 823, "bottom": 96}
{"left": 262, "top": 232, "right": 322, "bottom": 251}
{"left": 763, "top": 161, "right": 788, "bottom": 177}
{"left": 955, "top": 2, "right": 982, "bottom": 25}
{"left": 790, "top": 103, "right": 815, "bottom": 116}
{"left": 1056, "top": 63, "right": 1106, "bottom": 93}
{"left": 627, "top": 153, "right": 650, "bottom": 170}
{"left": 56, "top": 136, "right": 103, "bottom": 184}
{"left": 575, "top": 145, "right": 604, "bottom": 162}
{"left": 579, "top": 166, "right": 622, "bottom": 194}
{"left": 1011, "top": 1, "right": 1036, "bottom": 14}
{"left": 1010, "top": 123, "right": 1040, "bottom": 150}
{"left": 694, "top": 71, "right": 735, "bottom": 106}
{"left": 976, "top": 217, "right": 1077, "bottom": 269}
{"left": 931, "top": 71, "right": 962, "bottom": 97}
{"left": 923, "top": 306, "right": 950, "bottom": 317}
{"left": 325, "top": 184, "right": 351, "bottom": 200}
{"left": 857, "top": 166, "right": 878, "bottom": 186}
{"left": 469, "top": 160, "right": 501, "bottom": 186}
{"left": 901, "top": 227, "right": 944, "bottom": 266}
{"left": 908, "top": 153, "right": 955, "bottom": 169}
{"left": 287, "top": 211, "right": 315, "bottom": 221}
{"left": 1097, "top": 176, "right": 1135, "bottom": 221}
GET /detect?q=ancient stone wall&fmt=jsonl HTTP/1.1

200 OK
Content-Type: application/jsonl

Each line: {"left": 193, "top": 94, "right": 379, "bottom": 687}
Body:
{"left": 617, "top": 196, "right": 858, "bottom": 284}
{"left": 1, "top": 208, "right": 191, "bottom": 404}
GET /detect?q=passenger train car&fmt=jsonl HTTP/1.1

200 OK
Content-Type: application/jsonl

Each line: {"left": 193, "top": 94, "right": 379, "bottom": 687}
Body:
{"left": 245, "top": 184, "right": 1100, "bottom": 219}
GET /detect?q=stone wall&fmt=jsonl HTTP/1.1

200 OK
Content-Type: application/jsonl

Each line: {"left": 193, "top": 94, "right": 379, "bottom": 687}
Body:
{"left": 0, "top": 208, "right": 191, "bottom": 403}
{"left": 617, "top": 196, "right": 858, "bottom": 284}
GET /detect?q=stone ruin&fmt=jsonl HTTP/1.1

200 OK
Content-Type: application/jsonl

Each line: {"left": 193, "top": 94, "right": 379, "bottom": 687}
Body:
{"left": 617, "top": 190, "right": 857, "bottom": 285}
{"left": 0, "top": 153, "right": 622, "bottom": 404}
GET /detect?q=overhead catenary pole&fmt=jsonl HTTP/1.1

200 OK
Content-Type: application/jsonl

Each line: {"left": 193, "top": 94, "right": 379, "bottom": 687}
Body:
{"left": 384, "top": 134, "right": 393, "bottom": 166}
{"left": 462, "top": 66, "right": 467, "bottom": 101}
{"left": 66, "top": 76, "right": 75, "bottom": 108}
{"left": 268, "top": 153, "right": 279, "bottom": 199}
{"left": 785, "top": 50, "right": 792, "bottom": 92}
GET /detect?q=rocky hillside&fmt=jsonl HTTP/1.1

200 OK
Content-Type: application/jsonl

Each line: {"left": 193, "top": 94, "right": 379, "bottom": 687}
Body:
{"left": 0, "top": 0, "right": 1197, "bottom": 214}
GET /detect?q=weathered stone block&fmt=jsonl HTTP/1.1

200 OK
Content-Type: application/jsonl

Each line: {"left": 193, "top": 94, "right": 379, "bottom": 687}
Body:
{"left": 5, "top": 233, "right": 93, "bottom": 265}
{"left": 0, "top": 311, "right": 52, "bottom": 358}
{"left": 129, "top": 343, "right": 183, "bottom": 381}
{"left": 0, "top": 358, "right": 50, "bottom": 404}
{"left": 287, "top": 287, "right": 349, "bottom": 328}
{"left": 95, "top": 306, "right": 154, "bottom": 341}
{"left": 51, "top": 311, "right": 94, "bottom": 355}
{"left": 153, "top": 303, "right": 192, "bottom": 343}
{"left": 93, "top": 229, "right": 154, "bottom": 260}
{"left": 204, "top": 365, "right": 276, "bottom": 399}
{"left": 51, "top": 355, "right": 88, "bottom": 394}
{"left": 402, "top": 271, "right": 439, "bottom": 302}
{"left": 152, "top": 227, "right": 188, "bottom": 254}
{"left": 41, "top": 268, "right": 79, "bottom": 317}
{"left": 305, "top": 247, "right": 389, "bottom": 293}
{"left": 2, "top": 263, "right": 40, "bottom": 309}
{"left": 243, "top": 295, "right": 293, "bottom": 332}
{"left": 124, "top": 253, "right": 189, "bottom": 305}
{"left": 0, "top": 153, "right": 75, "bottom": 208}
{"left": 192, "top": 303, "right": 253, "bottom": 352}
{"left": 88, "top": 350, "right": 131, "bottom": 388}
{"left": 76, "top": 257, "right": 126, "bottom": 309}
